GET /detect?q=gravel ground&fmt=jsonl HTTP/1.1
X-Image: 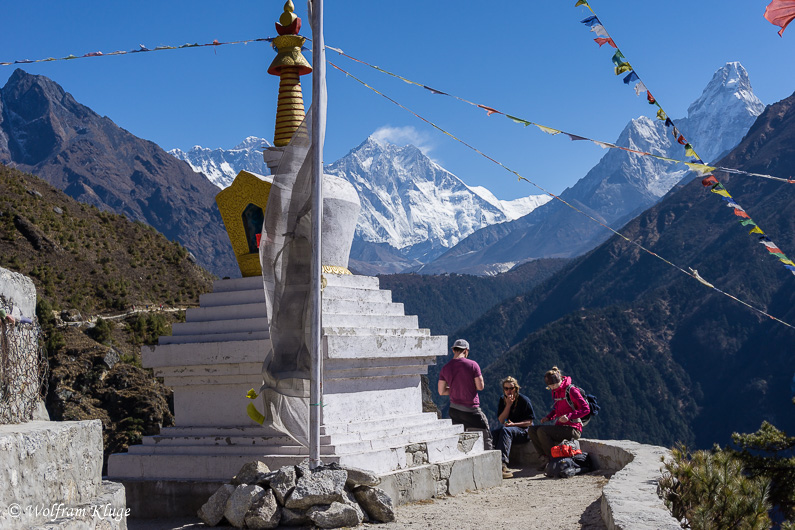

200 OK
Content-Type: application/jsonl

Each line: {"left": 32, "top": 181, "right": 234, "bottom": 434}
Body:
{"left": 127, "top": 467, "right": 610, "bottom": 530}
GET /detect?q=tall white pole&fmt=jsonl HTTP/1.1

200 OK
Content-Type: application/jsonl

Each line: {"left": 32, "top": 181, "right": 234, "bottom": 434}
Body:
{"left": 309, "top": 0, "right": 325, "bottom": 469}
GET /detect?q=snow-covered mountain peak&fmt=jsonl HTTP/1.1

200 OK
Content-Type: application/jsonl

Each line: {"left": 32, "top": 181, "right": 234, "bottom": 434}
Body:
{"left": 169, "top": 136, "right": 271, "bottom": 188}
{"left": 686, "top": 62, "right": 764, "bottom": 125}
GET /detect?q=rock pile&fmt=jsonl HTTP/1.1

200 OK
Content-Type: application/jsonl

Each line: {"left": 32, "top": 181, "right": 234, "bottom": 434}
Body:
{"left": 198, "top": 460, "right": 396, "bottom": 528}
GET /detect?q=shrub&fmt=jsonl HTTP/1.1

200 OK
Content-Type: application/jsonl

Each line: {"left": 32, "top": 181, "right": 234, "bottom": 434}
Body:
{"left": 658, "top": 444, "right": 771, "bottom": 529}
{"left": 86, "top": 317, "right": 113, "bottom": 345}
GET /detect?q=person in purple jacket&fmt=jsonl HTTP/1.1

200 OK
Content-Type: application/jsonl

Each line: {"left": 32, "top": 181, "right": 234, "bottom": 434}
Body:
{"left": 438, "top": 339, "right": 493, "bottom": 450}
{"left": 527, "top": 366, "right": 590, "bottom": 470}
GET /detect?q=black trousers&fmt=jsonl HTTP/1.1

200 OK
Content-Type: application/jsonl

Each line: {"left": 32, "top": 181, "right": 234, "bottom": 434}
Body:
{"left": 448, "top": 406, "right": 494, "bottom": 450}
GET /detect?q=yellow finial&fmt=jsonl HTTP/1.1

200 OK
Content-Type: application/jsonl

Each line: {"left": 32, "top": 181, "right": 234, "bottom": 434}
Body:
{"left": 279, "top": 1, "right": 298, "bottom": 27}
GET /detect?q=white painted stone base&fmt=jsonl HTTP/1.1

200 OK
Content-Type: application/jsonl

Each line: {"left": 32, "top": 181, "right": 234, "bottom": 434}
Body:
{"left": 0, "top": 420, "right": 127, "bottom": 529}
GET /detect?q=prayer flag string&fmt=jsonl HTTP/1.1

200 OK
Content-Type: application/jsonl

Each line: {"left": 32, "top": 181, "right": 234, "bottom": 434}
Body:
{"left": 328, "top": 59, "right": 794, "bottom": 330}
{"left": 573, "top": 0, "right": 795, "bottom": 278}
{"left": 324, "top": 46, "right": 792, "bottom": 185}
{"left": 0, "top": 37, "right": 276, "bottom": 66}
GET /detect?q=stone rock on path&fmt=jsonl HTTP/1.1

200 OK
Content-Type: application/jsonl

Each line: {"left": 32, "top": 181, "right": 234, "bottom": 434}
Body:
{"left": 197, "top": 483, "right": 234, "bottom": 526}
{"left": 307, "top": 501, "right": 363, "bottom": 528}
{"left": 353, "top": 485, "right": 396, "bottom": 523}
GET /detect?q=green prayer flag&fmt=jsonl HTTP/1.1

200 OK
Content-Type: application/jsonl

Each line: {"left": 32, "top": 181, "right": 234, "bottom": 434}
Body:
{"left": 506, "top": 114, "right": 531, "bottom": 126}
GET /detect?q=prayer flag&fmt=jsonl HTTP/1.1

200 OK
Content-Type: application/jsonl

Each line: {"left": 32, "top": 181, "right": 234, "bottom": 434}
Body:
{"left": 685, "top": 145, "right": 697, "bottom": 158}
{"left": 741, "top": 219, "right": 757, "bottom": 226}
{"left": 591, "top": 25, "right": 610, "bottom": 38}
{"left": 781, "top": 259, "right": 795, "bottom": 266}
{"left": 647, "top": 91, "right": 656, "bottom": 104}
{"left": 575, "top": 0, "right": 591, "bottom": 7}
{"left": 764, "top": 0, "right": 795, "bottom": 36}
{"left": 581, "top": 15, "right": 600, "bottom": 26}
{"left": 770, "top": 252, "right": 788, "bottom": 259}
{"left": 677, "top": 135, "right": 687, "bottom": 145}
{"left": 567, "top": 133, "right": 588, "bottom": 141}
{"left": 726, "top": 201, "right": 742, "bottom": 209}
{"left": 750, "top": 226, "right": 765, "bottom": 234}
{"left": 611, "top": 51, "right": 627, "bottom": 66}
{"left": 784, "top": 265, "right": 795, "bottom": 271}
{"left": 733, "top": 209, "right": 750, "bottom": 219}
{"left": 535, "top": 124, "right": 561, "bottom": 135}
{"left": 656, "top": 108, "right": 667, "bottom": 120}
{"left": 711, "top": 188, "right": 732, "bottom": 197}
{"left": 702, "top": 176, "right": 718, "bottom": 186}
{"left": 506, "top": 114, "right": 531, "bottom": 126}
{"left": 615, "top": 64, "right": 632, "bottom": 75}
{"left": 477, "top": 104, "right": 501, "bottom": 116}
{"left": 594, "top": 37, "right": 616, "bottom": 48}
{"left": 687, "top": 163, "right": 716, "bottom": 173}
{"left": 593, "top": 141, "right": 616, "bottom": 149}
{"left": 423, "top": 86, "right": 448, "bottom": 95}
{"left": 623, "top": 71, "right": 640, "bottom": 85}
{"left": 665, "top": 118, "right": 673, "bottom": 127}
{"left": 634, "top": 81, "right": 647, "bottom": 95}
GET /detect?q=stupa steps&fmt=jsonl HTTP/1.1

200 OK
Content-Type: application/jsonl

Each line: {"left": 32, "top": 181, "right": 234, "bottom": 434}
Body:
{"left": 169, "top": 314, "right": 422, "bottom": 339}
{"left": 209, "top": 274, "right": 380, "bottom": 293}
{"left": 159, "top": 326, "right": 431, "bottom": 346}
{"left": 199, "top": 284, "right": 392, "bottom": 308}
{"left": 132, "top": 432, "right": 466, "bottom": 456}
{"left": 140, "top": 414, "right": 455, "bottom": 448}
{"left": 185, "top": 298, "right": 405, "bottom": 323}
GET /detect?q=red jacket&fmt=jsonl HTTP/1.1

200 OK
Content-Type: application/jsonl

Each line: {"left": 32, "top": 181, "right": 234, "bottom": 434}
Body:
{"left": 542, "top": 376, "right": 590, "bottom": 433}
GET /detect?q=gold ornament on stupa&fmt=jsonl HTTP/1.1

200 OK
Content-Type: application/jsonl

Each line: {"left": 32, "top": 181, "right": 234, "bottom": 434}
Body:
{"left": 269, "top": 0, "right": 312, "bottom": 147}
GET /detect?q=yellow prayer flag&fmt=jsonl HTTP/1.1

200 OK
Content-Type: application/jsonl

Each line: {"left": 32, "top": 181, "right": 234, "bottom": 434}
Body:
{"left": 535, "top": 124, "right": 561, "bottom": 135}
{"left": 246, "top": 403, "right": 265, "bottom": 424}
{"left": 684, "top": 162, "right": 716, "bottom": 174}
{"left": 614, "top": 64, "right": 632, "bottom": 75}
{"left": 781, "top": 259, "right": 795, "bottom": 266}
{"left": 749, "top": 226, "right": 765, "bottom": 235}
{"left": 711, "top": 188, "right": 731, "bottom": 198}
{"left": 656, "top": 109, "right": 667, "bottom": 121}
{"left": 685, "top": 146, "right": 697, "bottom": 158}
{"left": 246, "top": 389, "right": 259, "bottom": 399}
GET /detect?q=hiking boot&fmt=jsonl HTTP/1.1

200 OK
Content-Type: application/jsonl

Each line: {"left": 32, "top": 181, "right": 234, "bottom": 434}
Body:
{"left": 502, "top": 463, "right": 513, "bottom": 479}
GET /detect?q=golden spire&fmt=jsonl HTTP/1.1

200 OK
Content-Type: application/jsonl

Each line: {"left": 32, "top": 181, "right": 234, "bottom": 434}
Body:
{"left": 268, "top": 1, "right": 312, "bottom": 147}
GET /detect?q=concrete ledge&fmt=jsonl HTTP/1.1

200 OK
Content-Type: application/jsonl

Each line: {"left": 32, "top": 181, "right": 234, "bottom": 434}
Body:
{"left": 0, "top": 420, "right": 104, "bottom": 507}
{"left": 580, "top": 439, "right": 679, "bottom": 530}
{"left": 379, "top": 450, "right": 502, "bottom": 506}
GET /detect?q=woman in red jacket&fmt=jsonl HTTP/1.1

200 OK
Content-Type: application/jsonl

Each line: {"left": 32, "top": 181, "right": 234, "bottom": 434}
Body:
{"left": 527, "top": 366, "right": 590, "bottom": 470}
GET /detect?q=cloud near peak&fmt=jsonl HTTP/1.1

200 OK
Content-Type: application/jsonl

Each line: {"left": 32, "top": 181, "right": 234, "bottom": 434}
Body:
{"left": 370, "top": 125, "right": 434, "bottom": 155}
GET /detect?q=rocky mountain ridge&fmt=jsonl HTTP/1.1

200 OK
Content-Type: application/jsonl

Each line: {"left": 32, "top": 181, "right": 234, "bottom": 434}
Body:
{"left": 0, "top": 69, "right": 237, "bottom": 278}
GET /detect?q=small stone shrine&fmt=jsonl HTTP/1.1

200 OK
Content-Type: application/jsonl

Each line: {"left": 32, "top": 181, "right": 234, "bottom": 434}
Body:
{"left": 107, "top": 1, "right": 501, "bottom": 518}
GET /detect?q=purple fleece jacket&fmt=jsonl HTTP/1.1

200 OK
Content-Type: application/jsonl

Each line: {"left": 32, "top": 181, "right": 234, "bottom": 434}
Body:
{"left": 542, "top": 376, "right": 590, "bottom": 433}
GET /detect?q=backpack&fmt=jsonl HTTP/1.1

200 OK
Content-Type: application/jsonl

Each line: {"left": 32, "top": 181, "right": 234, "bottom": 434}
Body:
{"left": 564, "top": 385, "right": 600, "bottom": 427}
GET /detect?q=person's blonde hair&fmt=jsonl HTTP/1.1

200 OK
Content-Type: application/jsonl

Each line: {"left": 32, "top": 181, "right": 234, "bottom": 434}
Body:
{"left": 544, "top": 366, "right": 562, "bottom": 389}
{"left": 500, "top": 376, "right": 521, "bottom": 392}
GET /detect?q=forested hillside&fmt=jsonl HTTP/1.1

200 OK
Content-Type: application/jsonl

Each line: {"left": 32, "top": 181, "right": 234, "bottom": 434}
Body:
{"left": 433, "top": 90, "right": 795, "bottom": 449}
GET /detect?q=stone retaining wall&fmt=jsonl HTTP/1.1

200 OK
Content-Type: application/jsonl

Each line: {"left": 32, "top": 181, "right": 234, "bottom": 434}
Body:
{"left": 510, "top": 437, "right": 679, "bottom": 529}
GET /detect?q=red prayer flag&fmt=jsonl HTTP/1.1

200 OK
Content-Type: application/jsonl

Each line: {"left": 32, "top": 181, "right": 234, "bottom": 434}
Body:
{"left": 647, "top": 91, "right": 656, "bottom": 104}
{"left": 677, "top": 135, "right": 687, "bottom": 145}
{"left": 702, "top": 176, "right": 718, "bottom": 186}
{"left": 764, "top": 0, "right": 795, "bottom": 36}
{"left": 477, "top": 104, "right": 501, "bottom": 116}
{"left": 733, "top": 208, "right": 750, "bottom": 219}
{"left": 766, "top": 246, "right": 784, "bottom": 254}
{"left": 594, "top": 37, "right": 617, "bottom": 48}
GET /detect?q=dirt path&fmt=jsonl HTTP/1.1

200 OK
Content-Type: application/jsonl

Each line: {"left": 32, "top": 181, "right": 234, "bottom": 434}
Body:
{"left": 128, "top": 468, "right": 610, "bottom": 530}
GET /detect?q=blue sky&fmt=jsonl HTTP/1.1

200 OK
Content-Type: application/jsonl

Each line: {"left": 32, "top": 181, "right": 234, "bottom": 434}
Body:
{"left": 2, "top": 1, "right": 794, "bottom": 200}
